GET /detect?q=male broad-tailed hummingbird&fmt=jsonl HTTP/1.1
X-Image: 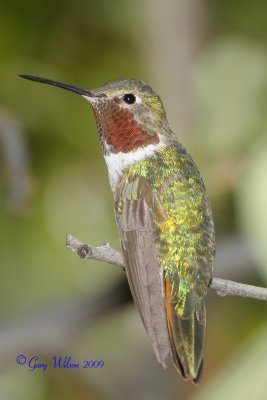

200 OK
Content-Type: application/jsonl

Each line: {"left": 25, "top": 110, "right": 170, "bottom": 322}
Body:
{"left": 20, "top": 75, "right": 215, "bottom": 383}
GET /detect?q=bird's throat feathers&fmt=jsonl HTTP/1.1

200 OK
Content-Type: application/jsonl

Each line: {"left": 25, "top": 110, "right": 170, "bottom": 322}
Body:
{"left": 90, "top": 85, "right": 168, "bottom": 193}
{"left": 93, "top": 102, "right": 160, "bottom": 154}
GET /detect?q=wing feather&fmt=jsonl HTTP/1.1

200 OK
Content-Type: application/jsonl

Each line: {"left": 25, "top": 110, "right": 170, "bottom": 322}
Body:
{"left": 116, "top": 177, "right": 171, "bottom": 367}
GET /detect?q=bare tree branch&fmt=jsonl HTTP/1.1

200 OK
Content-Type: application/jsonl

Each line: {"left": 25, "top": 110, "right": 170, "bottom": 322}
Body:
{"left": 66, "top": 234, "right": 124, "bottom": 268}
{"left": 66, "top": 234, "right": 267, "bottom": 302}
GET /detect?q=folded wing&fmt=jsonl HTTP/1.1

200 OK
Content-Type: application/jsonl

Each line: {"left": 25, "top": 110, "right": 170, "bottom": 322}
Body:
{"left": 115, "top": 175, "right": 209, "bottom": 381}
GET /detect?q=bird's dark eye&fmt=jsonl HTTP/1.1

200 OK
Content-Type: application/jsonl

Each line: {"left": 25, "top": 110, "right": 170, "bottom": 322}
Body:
{"left": 123, "top": 93, "right": 136, "bottom": 104}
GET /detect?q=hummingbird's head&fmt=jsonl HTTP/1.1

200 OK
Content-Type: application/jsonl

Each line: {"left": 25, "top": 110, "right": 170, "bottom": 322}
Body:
{"left": 84, "top": 79, "right": 168, "bottom": 154}
{"left": 19, "top": 75, "right": 169, "bottom": 155}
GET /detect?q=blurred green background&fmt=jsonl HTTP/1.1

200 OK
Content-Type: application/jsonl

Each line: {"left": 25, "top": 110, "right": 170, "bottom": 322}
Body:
{"left": 1, "top": 0, "right": 267, "bottom": 399}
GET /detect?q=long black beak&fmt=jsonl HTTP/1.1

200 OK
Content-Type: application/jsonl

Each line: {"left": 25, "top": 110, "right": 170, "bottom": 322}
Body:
{"left": 19, "top": 74, "right": 97, "bottom": 98}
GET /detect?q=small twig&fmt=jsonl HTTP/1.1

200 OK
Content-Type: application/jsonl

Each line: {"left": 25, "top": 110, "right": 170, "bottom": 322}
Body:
{"left": 66, "top": 233, "right": 124, "bottom": 269}
{"left": 209, "top": 278, "right": 267, "bottom": 301}
{"left": 66, "top": 233, "right": 267, "bottom": 302}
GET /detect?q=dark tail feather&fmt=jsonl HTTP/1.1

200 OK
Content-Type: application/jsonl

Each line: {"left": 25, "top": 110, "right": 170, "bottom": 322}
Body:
{"left": 165, "top": 279, "right": 206, "bottom": 383}
{"left": 193, "top": 358, "right": 204, "bottom": 384}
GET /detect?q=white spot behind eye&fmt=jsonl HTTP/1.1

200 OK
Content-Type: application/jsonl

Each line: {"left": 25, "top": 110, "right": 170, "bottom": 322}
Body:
{"left": 135, "top": 95, "right": 142, "bottom": 104}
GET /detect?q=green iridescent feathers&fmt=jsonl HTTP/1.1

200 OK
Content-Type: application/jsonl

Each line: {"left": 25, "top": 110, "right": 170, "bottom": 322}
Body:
{"left": 122, "top": 144, "right": 215, "bottom": 316}
{"left": 114, "top": 143, "right": 215, "bottom": 380}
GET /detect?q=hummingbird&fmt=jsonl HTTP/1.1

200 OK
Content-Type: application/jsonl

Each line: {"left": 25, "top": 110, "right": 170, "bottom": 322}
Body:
{"left": 20, "top": 74, "right": 215, "bottom": 383}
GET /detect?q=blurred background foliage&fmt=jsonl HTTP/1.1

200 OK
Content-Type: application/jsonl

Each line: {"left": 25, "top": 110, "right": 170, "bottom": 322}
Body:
{"left": 1, "top": 0, "right": 267, "bottom": 399}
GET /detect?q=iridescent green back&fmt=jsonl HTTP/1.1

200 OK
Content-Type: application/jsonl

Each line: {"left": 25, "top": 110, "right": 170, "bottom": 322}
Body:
{"left": 125, "top": 143, "right": 215, "bottom": 318}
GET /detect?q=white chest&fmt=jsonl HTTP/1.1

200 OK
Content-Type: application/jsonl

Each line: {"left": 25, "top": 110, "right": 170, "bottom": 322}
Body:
{"left": 104, "top": 142, "right": 164, "bottom": 193}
